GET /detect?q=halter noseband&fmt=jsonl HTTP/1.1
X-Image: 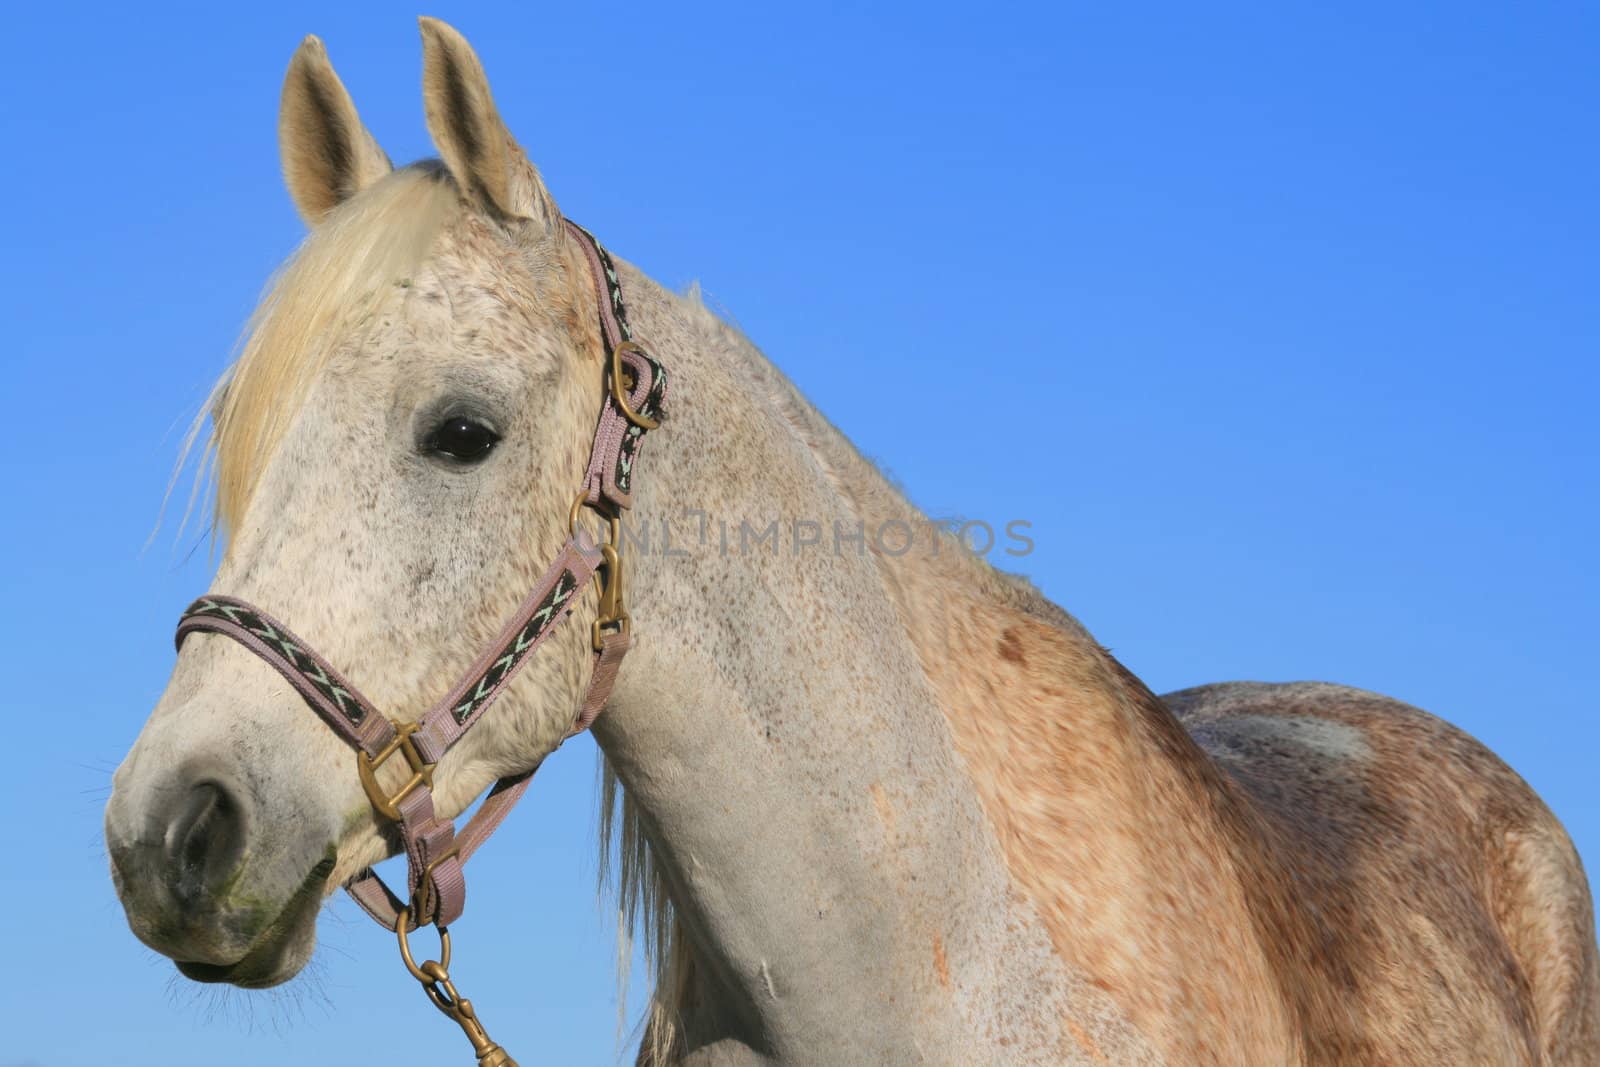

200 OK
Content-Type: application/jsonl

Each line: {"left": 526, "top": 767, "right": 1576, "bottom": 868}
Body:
{"left": 173, "top": 219, "right": 666, "bottom": 1067}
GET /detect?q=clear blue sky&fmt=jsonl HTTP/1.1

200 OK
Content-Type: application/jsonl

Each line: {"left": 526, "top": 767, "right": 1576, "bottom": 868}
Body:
{"left": 3, "top": 4, "right": 1595, "bottom": 1065}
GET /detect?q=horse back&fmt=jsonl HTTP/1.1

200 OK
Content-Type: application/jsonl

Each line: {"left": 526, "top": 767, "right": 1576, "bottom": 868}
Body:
{"left": 1167, "top": 681, "right": 1600, "bottom": 1065}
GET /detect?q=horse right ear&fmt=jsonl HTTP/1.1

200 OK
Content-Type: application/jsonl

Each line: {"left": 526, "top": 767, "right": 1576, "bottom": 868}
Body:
{"left": 278, "top": 36, "right": 392, "bottom": 225}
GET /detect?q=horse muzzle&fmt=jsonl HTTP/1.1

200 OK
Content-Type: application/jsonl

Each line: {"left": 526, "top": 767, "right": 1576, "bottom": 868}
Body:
{"left": 105, "top": 754, "right": 336, "bottom": 987}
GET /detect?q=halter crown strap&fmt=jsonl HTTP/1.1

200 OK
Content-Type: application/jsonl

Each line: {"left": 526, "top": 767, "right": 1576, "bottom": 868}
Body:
{"left": 566, "top": 219, "right": 668, "bottom": 511}
{"left": 173, "top": 220, "right": 665, "bottom": 933}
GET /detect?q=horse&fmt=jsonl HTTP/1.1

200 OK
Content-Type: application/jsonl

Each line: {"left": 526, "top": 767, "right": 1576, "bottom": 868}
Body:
{"left": 105, "top": 18, "right": 1599, "bottom": 1066}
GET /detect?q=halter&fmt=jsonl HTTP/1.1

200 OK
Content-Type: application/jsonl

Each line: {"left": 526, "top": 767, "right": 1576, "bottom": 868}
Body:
{"left": 174, "top": 219, "right": 667, "bottom": 1067}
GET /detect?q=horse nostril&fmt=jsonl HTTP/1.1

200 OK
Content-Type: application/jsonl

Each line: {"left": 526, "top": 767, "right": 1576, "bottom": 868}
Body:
{"left": 163, "top": 781, "right": 246, "bottom": 911}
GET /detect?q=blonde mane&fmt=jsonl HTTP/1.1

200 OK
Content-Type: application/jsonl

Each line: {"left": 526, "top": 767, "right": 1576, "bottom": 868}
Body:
{"left": 601, "top": 761, "right": 694, "bottom": 1063}
{"left": 200, "top": 163, "right": 459, "bottom": 535}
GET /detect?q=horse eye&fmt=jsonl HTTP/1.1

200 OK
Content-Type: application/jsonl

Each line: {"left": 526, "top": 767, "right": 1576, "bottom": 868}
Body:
{"left": 427, "top": 416, "right": 500, "bottom": 462}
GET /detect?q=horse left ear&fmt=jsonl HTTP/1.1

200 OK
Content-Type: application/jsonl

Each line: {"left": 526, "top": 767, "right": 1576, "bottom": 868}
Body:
{"left": 418, "top": 17, "right": 559, "bottom": 234}
{"left": 279, "top": 35, "right": 393, "bottom": 225}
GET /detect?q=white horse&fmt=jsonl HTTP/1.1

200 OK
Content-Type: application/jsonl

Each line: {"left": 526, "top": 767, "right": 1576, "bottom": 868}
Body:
{"left": 107, "top": 19, "right": 1599, "bottom": 1065}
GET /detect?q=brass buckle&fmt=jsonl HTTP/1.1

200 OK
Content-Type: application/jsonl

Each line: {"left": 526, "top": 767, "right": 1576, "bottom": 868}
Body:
{"left": 356, "top": 720, "right": 436, "bottom": 822}
{"left": 610, "top": 341, "right": 659, "bottom": 430}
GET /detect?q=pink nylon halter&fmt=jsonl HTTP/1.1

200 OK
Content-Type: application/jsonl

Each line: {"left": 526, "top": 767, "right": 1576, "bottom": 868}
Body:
{"left": 175, "top": 218, "right": 666, "bottom": 934}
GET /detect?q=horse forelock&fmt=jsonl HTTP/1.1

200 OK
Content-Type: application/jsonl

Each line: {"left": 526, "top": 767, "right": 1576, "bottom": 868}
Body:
{"left": 191, "top": 162, "right": 460, "bottom": 537}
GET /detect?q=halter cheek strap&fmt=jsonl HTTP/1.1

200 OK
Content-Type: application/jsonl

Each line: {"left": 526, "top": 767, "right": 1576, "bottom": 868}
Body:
{"left": 173, "top": 219, "right": 666, "bottom": 937}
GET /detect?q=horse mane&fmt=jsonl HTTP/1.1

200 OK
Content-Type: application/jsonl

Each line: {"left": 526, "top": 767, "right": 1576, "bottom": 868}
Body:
{"left": 600, "top": 756, "right": 693, "bottom": 1063}
{"left": 195, "top": 162, "right": 459, "bottom": 536}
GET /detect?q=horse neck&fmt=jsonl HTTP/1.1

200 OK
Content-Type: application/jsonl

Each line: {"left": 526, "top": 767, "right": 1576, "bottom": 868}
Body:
{"left": 588, "top": 262, "right": 1288, "bottom": 1060}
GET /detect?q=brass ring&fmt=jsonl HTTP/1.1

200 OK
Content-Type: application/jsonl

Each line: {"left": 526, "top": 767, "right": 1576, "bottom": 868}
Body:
{"left": 569, "top": 490, "right": 620, "bottom": 548}
{"left": 568, "top": 490, "right": 588, "bottom": 539}
{"left": 396, "top": 906, "right": 451, "bottom": 984}
{"left": 610, "top": 341, "right": 660, "bottom": 431}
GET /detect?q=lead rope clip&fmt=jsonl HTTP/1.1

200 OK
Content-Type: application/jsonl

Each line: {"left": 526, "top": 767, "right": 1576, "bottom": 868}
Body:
{"left": 397, "top": 907, "right": 519, "bottom": 1067}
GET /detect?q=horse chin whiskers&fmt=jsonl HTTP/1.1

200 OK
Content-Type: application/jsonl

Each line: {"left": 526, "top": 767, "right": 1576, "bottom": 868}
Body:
{"left": 164, "top": 952, "right": 335, "bottom": 1035}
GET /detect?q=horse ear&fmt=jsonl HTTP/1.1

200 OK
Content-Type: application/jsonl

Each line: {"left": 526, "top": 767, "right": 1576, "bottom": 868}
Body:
{"left": 279, "top": 36, "right": 393, "bottom": 225}
{"left": 418, "top": 17, "right": 559, "bottom": 233}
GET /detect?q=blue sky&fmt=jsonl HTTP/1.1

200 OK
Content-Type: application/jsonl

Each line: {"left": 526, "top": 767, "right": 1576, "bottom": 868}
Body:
{"left": 3, "top": 3, "right": 1596, "bottom": 1065}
